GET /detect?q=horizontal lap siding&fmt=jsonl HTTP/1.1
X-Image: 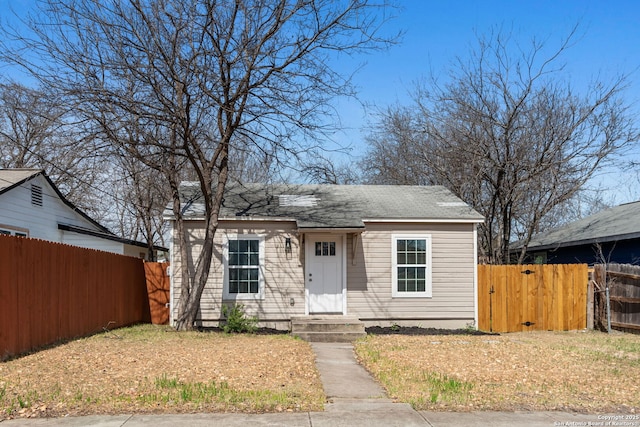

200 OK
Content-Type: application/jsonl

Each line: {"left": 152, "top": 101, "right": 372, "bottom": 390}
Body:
{"left": 347, "top": 223, "right": 476, "bottom": 322}
{"left": 171, "top": 221, "right": 305, "bottom": 326}
{"left": 0, "top": 175, "right": 99, "bottom": 241}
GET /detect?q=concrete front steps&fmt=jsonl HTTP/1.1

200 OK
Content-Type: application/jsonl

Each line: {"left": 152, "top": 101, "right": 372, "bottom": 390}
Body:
{"left": 291, "top": 316, "right": 366, "bottom": 342}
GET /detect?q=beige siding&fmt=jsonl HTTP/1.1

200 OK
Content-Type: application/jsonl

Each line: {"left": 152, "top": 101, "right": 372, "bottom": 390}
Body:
{"left": 346, "top": 222, "right": 476, "bottom": 328}
{"left": 171, "top": 220, "right": 305, "bottom": 329}
{"left": 172, "top": 219, "right": 477, "bottom": 329}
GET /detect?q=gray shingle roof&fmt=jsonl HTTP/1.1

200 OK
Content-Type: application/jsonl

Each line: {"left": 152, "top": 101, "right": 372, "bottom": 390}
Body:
{"left": 523, "top": 201, "right": 640, "bottom": 250}
{"left": 172, "top": 182, "right": 484, "bottom": 229}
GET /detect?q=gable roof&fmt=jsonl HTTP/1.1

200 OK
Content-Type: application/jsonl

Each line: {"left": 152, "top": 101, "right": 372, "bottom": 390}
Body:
{"left": 0, "top": 168, "right": 112, "bottom": 234}
{"left": 0, "top": 168, "right": 167, "bottom": 251}
{"left": 171, "top": 182, "right": 484, "bottom": 229}
{"left": 522, "top": 201, "right": 640, "bottom": 251}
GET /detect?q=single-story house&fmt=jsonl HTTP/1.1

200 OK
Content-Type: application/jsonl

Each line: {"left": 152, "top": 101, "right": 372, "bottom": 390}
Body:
{"left": 512, "top": 200, "right": 640, "bottom": 265}
{"left": 166, "top": 182, "right": 484, "bottom": 330}
{"left": 0, "top": 168, "right": 165, "bottom": 260}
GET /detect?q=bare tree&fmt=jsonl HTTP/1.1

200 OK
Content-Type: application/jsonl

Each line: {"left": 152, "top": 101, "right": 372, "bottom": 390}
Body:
{"left": 361, "top": 105, "right": 430, "bottom": 185}
{"left": 102, "top": 156, "right": 171, "bottom": 258}
{"left": 363, "top": 28, "right": 638, "bottom": 264}
{"left": 1, "top": 0, "right": 396, "bottom": 329}
{"left": 302, "top": 154, "right": 362, "bottom": 184}
{"left": 0, "top": 82, "right": 106, "bottom": 217}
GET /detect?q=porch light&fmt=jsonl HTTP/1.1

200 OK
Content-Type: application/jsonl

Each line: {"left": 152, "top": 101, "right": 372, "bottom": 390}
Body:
{"left": 284, "top": 237, "right": 292, "bottom": 253}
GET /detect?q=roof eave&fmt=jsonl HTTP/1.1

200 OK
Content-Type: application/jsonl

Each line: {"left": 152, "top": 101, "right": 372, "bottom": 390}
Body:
{"left": 363, "top": 217, "right": 484, "bottom": 224}
{"left": 58, "top": 223, "right": 168, "bottom": 252}
{"left": 171, "top": 215, "right": 484, "bottom": 225}
{"left": 298, "top": 227, "right": 366, "bottom": 233}
{"left": 525, "top": 231, "right": 640, "bottom": 252}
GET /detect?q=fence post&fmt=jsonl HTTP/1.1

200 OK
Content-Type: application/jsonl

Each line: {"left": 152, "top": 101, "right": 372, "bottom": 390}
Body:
{"left": 587, "top": 274, "right": 594, "bottom": 330}
{"left": 605, "top": 263, "right": 612, "bottom": 334}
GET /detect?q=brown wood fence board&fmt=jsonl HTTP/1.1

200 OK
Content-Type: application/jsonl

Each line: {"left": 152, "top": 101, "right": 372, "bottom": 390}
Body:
{"left": 556, "top": 265, "right": 565, "bottom": 330}
{"left": 505, "top": 267, "right": 518, "bottom": 331}
{"left": 144, "top": 263, "right": 170, "bottom": 325}
{"left": 0, "top": 235, "right": 154, "bottom": 360}
{"left": 594, "top": 264, "right": 640, "bottom": 334}
{"left": 541, "top": 266, "right": 554, "bottom": 330}
{"left": 477, "top": 266, "right": 490, "bottom": 329}
{"left": 494, "top": 266, "right": 509, "bottom": 332}
{"left": 1, "top": 239, "right": 17, "bottom": 358}
{"left": 478, "top": 264, "right": 588, "bottom": 333}
{"left": 525, "top": 269, "right": 537, "bottom": 331}
{"left": 574, "top": 264, "right": 588, "bottom": 329}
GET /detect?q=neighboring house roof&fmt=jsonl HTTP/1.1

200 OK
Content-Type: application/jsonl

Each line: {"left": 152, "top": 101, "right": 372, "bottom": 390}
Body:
{"left": 0, "top": 169, "right": 45, "bottom": 192}
{"left": 0, "top": 168, "right": 111, "bottom": 234}
{"left": 168, "top": 182, "right": 484, "bottom": 229}
{"left": 518, "top": 201, "right": 640, "bottom": 251}
{"left": 0, "top": 168, "right": 167, "bottom": 252}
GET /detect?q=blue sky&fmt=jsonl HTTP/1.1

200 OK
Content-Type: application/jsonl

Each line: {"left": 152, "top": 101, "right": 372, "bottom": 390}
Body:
{"left": 1, "top": 0, "right": 639, "bottom": 201}
{"left": 329, "top": 0, "right": 640, "bottom": 202}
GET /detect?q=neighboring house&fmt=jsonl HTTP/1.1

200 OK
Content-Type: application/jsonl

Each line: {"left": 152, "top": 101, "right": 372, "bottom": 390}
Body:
{"left": 166, "top": 182, "right": 484, "bottom": 329}
{"left": 0, "top": 168, "right": 164, "bottom": 260}
{"left": 513, "top": 201, "right": 640, "bottom": 265}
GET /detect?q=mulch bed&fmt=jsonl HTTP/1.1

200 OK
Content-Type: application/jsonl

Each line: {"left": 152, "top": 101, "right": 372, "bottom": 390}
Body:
{"left": 365, "top": 326, "right": 498, "bottom": 336}
{"left": 198, "top": 327, "right": 289, "bottom": 335}
{"left": 200, "top": 326, "right": 500, "bottom": 335}
{"left": 201, "top": 326, "right": 499, "bottom": 336}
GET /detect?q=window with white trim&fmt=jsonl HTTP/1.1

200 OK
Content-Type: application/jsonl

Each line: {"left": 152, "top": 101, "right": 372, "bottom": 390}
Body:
{"left": 0, "top": 226, "right": 28, "bottom": 237}
{"left": 392, "top": 234, "right": 432, "bottom": 297}
{"left": 223, "top": 235, "right": 265, "bottom": 300}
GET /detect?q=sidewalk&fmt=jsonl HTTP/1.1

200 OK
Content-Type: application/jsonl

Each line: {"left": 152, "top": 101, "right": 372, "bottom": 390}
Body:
{"left": 1, "top": 342, "right": 627, "bottom": 426}
{"left": 0, "top": 410, "right": 627, "bottom": 427}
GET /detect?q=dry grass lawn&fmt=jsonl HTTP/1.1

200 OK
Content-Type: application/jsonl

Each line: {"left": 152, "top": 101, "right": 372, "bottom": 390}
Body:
{"left": 355, "top": 330, "right": 640, "bottom": 413}
{"left": 4, "top": 325, "right": 640, "bottom": 420}
{"left": 0, "top": 325, "right": 325, "bottom": 420}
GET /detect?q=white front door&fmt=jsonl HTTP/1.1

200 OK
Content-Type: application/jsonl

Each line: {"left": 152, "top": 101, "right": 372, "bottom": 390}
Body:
{"left": 306, "top": 234, "right": 344, "bottom": 314}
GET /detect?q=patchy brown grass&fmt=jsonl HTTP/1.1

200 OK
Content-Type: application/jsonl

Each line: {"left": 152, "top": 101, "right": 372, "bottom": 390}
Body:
{"left": 0, "top": 324, "right": 324, "bottom": 420}
{"left": 355, "top": 330, "right": 640, "bottom": 413}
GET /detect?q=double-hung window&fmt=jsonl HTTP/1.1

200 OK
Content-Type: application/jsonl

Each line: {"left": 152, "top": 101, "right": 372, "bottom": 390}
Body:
{"left": 224, "top": 235, "right": 264, "bottom": 300}
{"left": 392, "top": 234, "right": 432, "bottom": 297}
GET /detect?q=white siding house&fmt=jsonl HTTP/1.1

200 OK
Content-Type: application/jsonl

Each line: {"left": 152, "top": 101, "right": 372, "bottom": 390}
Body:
{"left": 167, "top": 182, "right": 484, "bottom": 330}
{"left": 0, "top": 169, "right": 162, "bottom": 259}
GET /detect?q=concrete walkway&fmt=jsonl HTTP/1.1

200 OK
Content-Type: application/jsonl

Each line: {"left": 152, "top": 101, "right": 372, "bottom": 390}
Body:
{"left": 1, "top": 341, "right": 631, "bottom": 426}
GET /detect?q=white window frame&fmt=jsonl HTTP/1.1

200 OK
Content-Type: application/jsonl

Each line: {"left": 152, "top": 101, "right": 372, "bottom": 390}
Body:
{"left": 223, "top": 234, "right": 265, "bottom": 301}
{"left": 391, "top": 234, "right": 432, "bottom": 298}
{"left": 0, "top": 225, "right": 29, "bottom": 237}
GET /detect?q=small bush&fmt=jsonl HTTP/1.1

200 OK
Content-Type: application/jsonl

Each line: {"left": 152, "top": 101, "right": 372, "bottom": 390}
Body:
{"left": 222, "top": 304, "right": 258, "bottom": 334}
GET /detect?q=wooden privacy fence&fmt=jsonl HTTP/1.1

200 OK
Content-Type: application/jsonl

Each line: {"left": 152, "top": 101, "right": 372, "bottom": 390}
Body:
{"left": 144, "top": 262, "right": 170, "bottom": 325}
{"left": 0, "top": 235, "right": 151, "bottom": 360}
{"left": 593, "top": 263, "right": 640, "bottom": 333}
{"left": 478, "top": 264, "right": 588, "bottom": 332}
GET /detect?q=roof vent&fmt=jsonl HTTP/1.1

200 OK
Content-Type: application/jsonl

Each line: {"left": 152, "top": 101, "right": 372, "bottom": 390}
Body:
{"left": 278, "top": 194, "right": 320, "bottom": 207}
{"left": 31, "top": 184, "right": 43, "bottom": 207}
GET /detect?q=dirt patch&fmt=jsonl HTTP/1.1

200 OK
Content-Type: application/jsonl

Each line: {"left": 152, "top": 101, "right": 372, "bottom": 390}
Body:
{"left": 0, "top": 325, "right": 324, "bottom": 420}
{"left": 355, "top": 330, "right": 640, "bottom": 413}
